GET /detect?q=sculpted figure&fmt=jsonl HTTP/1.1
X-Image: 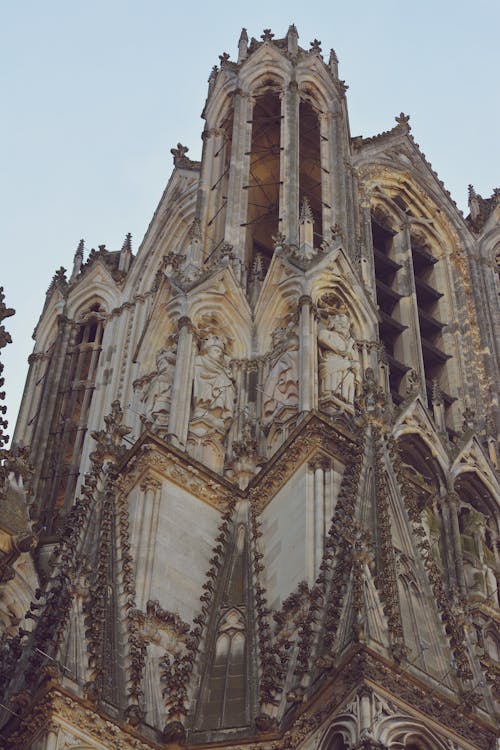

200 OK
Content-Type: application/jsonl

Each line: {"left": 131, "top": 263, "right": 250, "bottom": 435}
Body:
{"left": 421, "top": 504, "right": 443, "bottom": 569}
{"left": 461, "top": 507, "right": 499, "bottom": 605}
{"left": 262, "top": 324, "right": 299, "bottom": 425}
{"left": 143, "top": 345, "right": 176, "bottom": 435}
{"left": 192, "top": 330, "right": 235, "bottom": 432}
{"left": 318, "top": 307, "right": 360, "bottom": 404}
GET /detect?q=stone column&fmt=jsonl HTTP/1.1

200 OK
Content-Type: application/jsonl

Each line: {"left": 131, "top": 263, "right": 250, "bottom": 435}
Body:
{"left": 224, "top": 91, "right": 253, "bottom": 259}
{"left": 314, "top": 462, "right": 324, "bottom": 574}
{"left": 438, "top": 497, "right": 457, "bottom": 587}
{"left": 136, "top": 476, "right": 161, "bottom": 610}
{"left": 305, "top": 460, "right": 315, "bottom": 584}
{"left": 319, "top": 113, "right": 333, "bottom": 237}
{"left": 30, "top": 315, "right": 74, "bottom": 499}
{"left": 325, "top": 110, "right": 347, "bottom": 237}
{"left": 281, "top": 81, "right": 300, "bottom": 246}
{"left": 12, "top": 350, "right": 47, "bottom": 446}
{"left": 323, "top": 459, "right": 334, "bottom": 536}
{"left": 358, "top": 685, "right": 373, "bottom": 735}
{"left": 43, "top": 722, "right": 59, "bottom": 750}
{"left": 197, "top": 127, "right": 219, "bottom": 259}
{"left": 299, "top": 295, "right": 316, "bottom": 412}
{"left": 448, "top": 490, "right": 466, "bottom": 594}
{"left": 168, "top": 316, "right": 195, "bottom": 447}
{"left": 394, "top": 223, "right": 426, "bottom": 398}
{"left": 359, "top": 197, "right": 377, "bottom": 298}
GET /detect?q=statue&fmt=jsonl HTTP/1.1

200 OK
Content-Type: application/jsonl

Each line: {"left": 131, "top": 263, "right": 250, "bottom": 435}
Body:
{"left": 143, "top": 344, "right": 176, "bottom": 436}
{"left": 460, "top": 507, "right": 499, "bottom": 605}
{"left": 192, "top": 330, "right": 235, "bottom": 433}
{"left": 317, "top": 302, "right": 360, "bottom": 404}
{"left": 262, "top": 323, "right": 299, "bottom": 425}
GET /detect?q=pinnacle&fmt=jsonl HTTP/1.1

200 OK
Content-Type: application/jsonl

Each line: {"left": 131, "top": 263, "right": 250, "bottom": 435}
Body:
{"left": 300, "top": 196, "right": 313, "bottom": 223}
{"left": 121, "top": 232, "right": 132, "bottom": 253}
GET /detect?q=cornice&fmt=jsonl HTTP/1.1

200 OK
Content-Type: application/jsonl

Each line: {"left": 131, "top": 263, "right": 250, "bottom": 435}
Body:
{"left": 248, "top": 411, "right": 360, "bottom": 513}
{"left": 115, "top": 430, "right": 240, "bottom": 511}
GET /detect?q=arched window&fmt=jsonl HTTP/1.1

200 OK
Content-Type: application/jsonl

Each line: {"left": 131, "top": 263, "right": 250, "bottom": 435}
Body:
{"left": 40, "top": 304, "right": 105, "bottom": 532}
{"left": 200, "top": 609, "right": 247, "bottom": 729}
{"left": 299, "top": 98, "right": 323, "bottom": 242}
{"left": 245, "top": 90, "right": 282, "bottom": 269}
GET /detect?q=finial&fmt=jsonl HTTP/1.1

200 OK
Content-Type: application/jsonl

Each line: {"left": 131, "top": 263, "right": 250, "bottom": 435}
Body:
{"left": 310, "top": 39, "right": 322, "bottom": 53}
{"left": 238, "top": 28, "right": 248, "bottom": 62}
{"left": 188, "top": 217, "right": 202, "bottom": 241}
{"left": 121, "top": 232, "right": 132, "bottom": 253}
{"left": 329, "top": 49, "right": 339, "bottom": 77}
{"left": 261, "top": 29, "right": 274, "bottom": 42}
{"left": 208, "top": 65, "right": 218, "bottom": 94}
{"left": 219, "top": 52, "right": 230, "bottom": 65}
{"left": 468, "top": 184, "right": 480, "bottom": 221}
{"left": 300, "top": 196, "right": 313, "bottom": 224}
{"left": 395, "top": 112, "right": 411, "bottom": 133}
{"left": 70, "top": 239, "right": 84, "bottom": 281}
{"left": 119, "top": 233, "right": 132, "bottom": 273}
{"left": 170, "top": 143, "right": 189, "bottom": 166}
{"left": 287, "top": 24, "right": 298, "bottom": 55}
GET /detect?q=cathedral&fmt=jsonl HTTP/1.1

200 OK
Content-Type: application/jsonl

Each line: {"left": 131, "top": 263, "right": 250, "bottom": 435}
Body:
{"left": 0, "top": 25, "right": 499, "bottom": 750}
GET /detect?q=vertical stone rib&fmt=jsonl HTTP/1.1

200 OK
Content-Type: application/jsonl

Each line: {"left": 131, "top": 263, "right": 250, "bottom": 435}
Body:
{"left": 224, "top": 91, "right": 252, "bottom": 255}
{"left": 281, "top": 81, "right": 300, "bottom": 245}
{"left": 168, "top": 316, "right": 194, "bottom": 447}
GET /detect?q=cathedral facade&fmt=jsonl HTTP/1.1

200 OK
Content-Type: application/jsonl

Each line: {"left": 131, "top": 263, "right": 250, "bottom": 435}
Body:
{"left": 0, "top": 25, "right": 499, "bottom": 750}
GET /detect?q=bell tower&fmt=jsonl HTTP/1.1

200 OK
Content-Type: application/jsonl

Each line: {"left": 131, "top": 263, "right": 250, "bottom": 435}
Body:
{"left": 192, "top": 25, "right": 355, "bottom": 292}
{"left": 1, "top": 25, "right": 499, "bottom": 750}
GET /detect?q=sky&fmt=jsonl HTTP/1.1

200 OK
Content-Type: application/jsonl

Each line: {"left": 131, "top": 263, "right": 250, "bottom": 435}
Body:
{"left": 1, "top": 0, "right": 499, "bottom": 439}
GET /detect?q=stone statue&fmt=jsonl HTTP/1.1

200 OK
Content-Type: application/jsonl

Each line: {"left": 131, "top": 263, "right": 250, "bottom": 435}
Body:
{"left": 421, "top": 504, "right": 443, "bottom": 569}
{"left": 318, "top": 307, "right": 360, "bottom": 404}
{"left": 262, "top": 324, "right": 299, "bottom": 425}
{"left": 192, "top": 331, "right": 235, "bottom": 432}
{"left": 461, "top": 507, "right": 499, "bottom": 605}
{"left": 143, "top": 345, "right": 176, "bottom": 436}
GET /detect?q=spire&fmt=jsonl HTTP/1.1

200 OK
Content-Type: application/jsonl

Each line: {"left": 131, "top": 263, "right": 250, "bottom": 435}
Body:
{"left": 238, "top": 28, "right": 248, "bottom": 62}
{"left": 299, "top": 197, "right": 314, "bottom": 258}
{"left": 287, "top": 24, "right": 298, "bottom": 55}
{"left": 70, "top": 238, "right": 84, "bottom": 281}
{"left": 468, "top": 184, "right": 480, "bottom": 221}
{"left": 329, "top": 48, "right": 339, "bottom": 77}
{"left": 118, "top": 232, "right": 132, "bottom": 273}
{"left": 300, "top": 195, "right": 313, "bottom": 224}
{"left": 208, "top": 65, "right": 218, "bottom": 94}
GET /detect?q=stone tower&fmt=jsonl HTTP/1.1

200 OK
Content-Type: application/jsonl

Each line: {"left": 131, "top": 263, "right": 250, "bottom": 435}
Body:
{"left": 0, "top": 25, "right": 499, "bottom": 750}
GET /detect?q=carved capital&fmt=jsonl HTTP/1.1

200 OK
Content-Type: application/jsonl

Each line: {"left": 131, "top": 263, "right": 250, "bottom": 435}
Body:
{"left": 139, "top": 475, "right": 162, "bottom": 493}
{"left": 298, "top": 294, "right": 312, "bottom": 309}
{"left": 177, "top": 315, "right": 193, "bottom": 332}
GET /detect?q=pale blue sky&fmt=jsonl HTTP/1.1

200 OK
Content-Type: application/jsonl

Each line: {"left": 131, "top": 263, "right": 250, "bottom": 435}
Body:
{"left": 1, "top": 0, "right": 499, "bottom": 436}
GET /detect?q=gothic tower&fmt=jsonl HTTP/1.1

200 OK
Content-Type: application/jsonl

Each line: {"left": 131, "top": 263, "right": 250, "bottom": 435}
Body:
{"left": 0, "top": 26, "right": 499, "bottom": 750}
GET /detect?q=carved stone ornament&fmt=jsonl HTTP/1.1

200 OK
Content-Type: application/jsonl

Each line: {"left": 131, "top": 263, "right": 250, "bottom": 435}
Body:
{"left": 262, "top": 321, "right": 299, "bottom": 427}
{"left": 141, "top": 339, "right": 177, "bottom": 437}
{"left": 317, "top": 294, "right": 361, "bottom": 407}
{"left": 191, "top": 317, "right": 235, "bottom": 434}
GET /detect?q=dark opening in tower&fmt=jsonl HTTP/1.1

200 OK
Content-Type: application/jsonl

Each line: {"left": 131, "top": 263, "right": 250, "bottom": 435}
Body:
{"left": 299, "top": 100, "right": 323, "bottom": 243}
{"left": 41, "top": 305, "right": 104, "bottom": 533}
{"left": 244, "top": 91, "right": 282, "bottom": 268}
{"left": 372, "top": 215, "right": 409, "bottom": 403}
{"left": 410, "top": 233, "right": 453, "bottom": 422}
